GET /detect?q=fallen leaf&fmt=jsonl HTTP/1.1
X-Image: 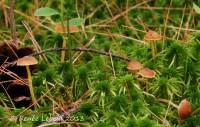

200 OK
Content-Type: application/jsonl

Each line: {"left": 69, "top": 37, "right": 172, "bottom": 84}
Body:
{"left": 55, "top": 24, "right": 79, "bottom": 33}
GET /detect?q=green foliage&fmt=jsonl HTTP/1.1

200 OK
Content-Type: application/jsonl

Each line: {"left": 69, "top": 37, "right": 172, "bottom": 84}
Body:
{"left": 95, "top": 81, "right": 111, "bottom": 93}
{"left": 125, "top": 119, "right": 139, "bottom": 127}
{"left": 150, "top": 77, "right": 183, "bottom": 98}
{"left": 138, "top": 118, "right": 160, "bottom": 127}
{"left": 0, "top": 106, "right": 7, "bottom": 118}
{"left": 111, "top": 95, "right": 128, "bottom": 111}
{"left": 193, "top": 3, "right": 200, "bottom": 14}
{"left": 34, "top": 7, "right": 59, "bottom": 16}
{"left": 79, "top": 103, "right": 97, "bottom": 116}
{"left": 165, "top": 42, "right": 189, "bottom": 66}
{"left": 93, "top": 122, "right": 111, "bottom": 127}
{"left": 68, "top": 18, "right": 85, "bottom": 26}
{"left": 60, "top": 61, "right": 74, "bottom": 85}
{"left": 130, "top": 100, "right": 145, "bottom": 115}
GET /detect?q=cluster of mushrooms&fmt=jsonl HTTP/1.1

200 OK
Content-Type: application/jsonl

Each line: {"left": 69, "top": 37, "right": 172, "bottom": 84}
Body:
{"left": 127, "top": 60, "right": 156, "bottom": 79}
{"left": 127, "top": 30, "right": 193, "bottom": 120}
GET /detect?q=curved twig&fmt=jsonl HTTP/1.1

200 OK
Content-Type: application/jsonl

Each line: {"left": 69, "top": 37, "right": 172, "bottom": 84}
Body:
{"left": 32, "top": 47, "right": 130, "bottom": 62}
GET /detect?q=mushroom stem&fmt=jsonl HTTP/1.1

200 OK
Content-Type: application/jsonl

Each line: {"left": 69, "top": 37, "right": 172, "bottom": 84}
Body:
{"left": 150, "top": 41, "right": 156, "bottom": 59}
{"left": 153, "top": 40, "right": 157, "bottom": 55}
{"left": 26, "top": 65, "right": 38, "bottom": 108}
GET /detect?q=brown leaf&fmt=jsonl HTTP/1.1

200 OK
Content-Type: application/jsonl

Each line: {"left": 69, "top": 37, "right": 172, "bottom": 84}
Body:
{"left": 16, "top": 56, "right": 38, "bottom": 66}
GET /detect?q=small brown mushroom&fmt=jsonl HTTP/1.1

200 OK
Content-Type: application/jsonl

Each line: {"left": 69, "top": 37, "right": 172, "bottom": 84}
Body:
{"left": 178, "top": 99, "right": 192, "bottom": 119}
{"left": 144, "top": 30, "right": 162, "bottom": 41}
{"left": 127, "top": 60, "right": 143, "bottom": 71}
{"left": 16, "top": 56, "right": 38, "bottom": 107}
{"left": 144, "top": 30, "right": 162, "bottom": 59}
{"left": 138, "top": 68, "right": 156, "bottom": 78}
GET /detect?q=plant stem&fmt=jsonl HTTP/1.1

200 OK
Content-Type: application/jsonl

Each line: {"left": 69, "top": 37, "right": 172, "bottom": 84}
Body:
{"left": 10, "top": 0, "right": 17, "bottom": 47}
{"left": 158, "top": 98, "right": 178, "bottom": 109}
{"left": 153, "top": 41, "right": 157, "bottom": 55}
{"left": 26, "top": 66, "right": 38, "bottom": 108}
{"left": 150, "top": 41, "right": 156, "bottom": 59}
{"left": 60, "top": 0, "right": 66, "bottom": 63}
{"left": 60, "top": 0, "right": 65, "bottom": 33}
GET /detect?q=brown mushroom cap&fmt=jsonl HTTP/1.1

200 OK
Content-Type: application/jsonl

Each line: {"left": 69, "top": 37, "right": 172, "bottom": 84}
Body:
{"left": 144, "top": 30, "right": 162, "bottom": 41}
{"left": 178, "top": 99, "right": 192, "bottom": 119}
{"left": 127, "top": 60, "right": 144, "bottom": 71}
{"left": 138, "top": 68, "right": 156, "bottom": 78}
{"left": 16, "top": 56, "right": 38, "bottom": 66}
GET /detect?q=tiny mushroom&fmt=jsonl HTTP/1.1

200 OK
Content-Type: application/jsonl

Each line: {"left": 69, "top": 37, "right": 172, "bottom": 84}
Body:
{"left": 178, "top": 99, "right": 192, "bottom": 120}
{"left": 127, "top": 60, "right": 144, "bottom": 71}
{"left": 144, "top": 30, "right": 162, "bottom": 41}
{"left": 137, "top": 67, "right": 156, "bottom": 78}
{"left": 16, "top": 55, "right": 38, "bottom": 107}
{"left": 144, "top": 30, "right": 162, "bottom": 59}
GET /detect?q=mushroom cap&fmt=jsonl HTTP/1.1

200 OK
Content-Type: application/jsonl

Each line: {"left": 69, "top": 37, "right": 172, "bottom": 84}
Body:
{"left": 144, "top": 30, "right": 162, "bottom": 41}
{"left": 178, "top": 99, "right": 192, "bottom": 119}
{"left": 127, "top": 60, "right": 144, "bottom": 71}
{"left": 16, "top": 56, "right": 38, "bottom": 66}
{"left": 138, "top": 68, "right": 156, "bottom": 78}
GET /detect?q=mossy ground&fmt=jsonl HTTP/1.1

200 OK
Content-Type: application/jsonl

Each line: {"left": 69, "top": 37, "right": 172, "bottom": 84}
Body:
{"left": 0, "top": 0, "right": 200, "bottom": 127}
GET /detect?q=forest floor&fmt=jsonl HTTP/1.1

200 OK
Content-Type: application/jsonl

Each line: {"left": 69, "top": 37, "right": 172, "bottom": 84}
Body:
{"left": 0, "top": 0, "right": 200, "bottom": 127}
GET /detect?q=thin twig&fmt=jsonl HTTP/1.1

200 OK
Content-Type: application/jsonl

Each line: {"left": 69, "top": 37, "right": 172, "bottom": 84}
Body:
{"left": 1, "top": 0, "right": 9, "bottom": 26}
{"left": 16, "top": 87, "right": 54, "bottom": 117}
{"left": 88, "top": 0, "right": 152, "bottom": 26}
{"left": 109, "top": 50, "right": 116, "bottom": 78}
{"left": 22, "top": 21, "right": 48, "bottom": 62}
{"left": 37, "top": 121, "right": 81, "bottom": 127}
{"left": 87, "top": 31, "right": 146, "bottom": 44}
{"left": 162, "top": 0, "right": 172, "bottom": 50}
{"left": 38, "top": 90, "right": 90, "bottom": 127}
{"left": 176, "top": 6, "right": 186, "bottom": 40}
{"left": 32, "top": 47, "right": 130, "bottom": 62}
{"left": 9, "top": 0, "right": 17, "bottom": 46}
{"left": 163, "top": 94, "right": 173, "bottom": 126}
{"left": 37, "top": 99, "right": 82, "bottom": 127}
{"left": 0, "top": 85, "right": 15, "bottom": 108}
{"left": 3, "top": 4, "right": 54, "bottom": 32}
{"left": 72, "top": 36, "right": 96, "bottom": 64}
{"left": 166, "top": 25, "right": 200, "bottom": 32}
{"left": 1, "top": 47, "right": 130, "bottom": 70}
{"left": 158, "top": 98, "right": 179, "bottom": 109}
{"left": 134, "top": 6, "right": 191, "bottom": 11}
{"left": 0, "top": 67, "right": 27, "bottom": 86}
